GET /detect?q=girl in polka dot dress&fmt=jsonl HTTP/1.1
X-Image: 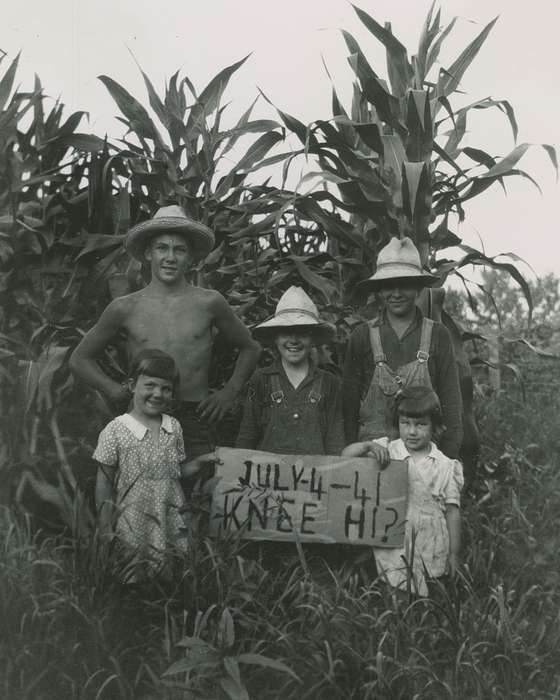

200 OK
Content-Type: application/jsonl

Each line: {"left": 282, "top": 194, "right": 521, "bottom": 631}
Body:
{"left": 94, "top": 349, "right": 211, "bottom": 576}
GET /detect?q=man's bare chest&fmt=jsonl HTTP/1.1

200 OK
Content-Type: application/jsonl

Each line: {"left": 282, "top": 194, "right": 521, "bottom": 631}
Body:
{"left": 124, "top": 298, "right": 212, "bottom": 345}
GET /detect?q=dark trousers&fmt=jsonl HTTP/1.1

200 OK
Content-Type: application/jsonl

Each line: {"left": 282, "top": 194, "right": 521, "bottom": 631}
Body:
{"left": 172, "top": 401, "right": 216, "bottom": 459}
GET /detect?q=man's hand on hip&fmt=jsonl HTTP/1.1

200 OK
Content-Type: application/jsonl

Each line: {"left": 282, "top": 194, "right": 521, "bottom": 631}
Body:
{"left": 198, "top": 386, "right": 237, "bottom": 423}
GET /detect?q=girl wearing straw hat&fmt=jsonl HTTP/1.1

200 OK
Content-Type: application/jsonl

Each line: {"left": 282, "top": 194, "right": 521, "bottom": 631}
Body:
{"left": 236, "top": 286, "right": 344, "bottom": 455}
{"left": 343, "top": 237, "right": 463, "bottom": 458}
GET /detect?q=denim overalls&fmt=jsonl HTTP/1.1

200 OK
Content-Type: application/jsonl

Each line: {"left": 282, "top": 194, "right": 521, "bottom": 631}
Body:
{"left": 258, "top": 372, "right": 325, "bottom": 454}
{"left": 358, "top": 318, "right": 434, "bottom": 441}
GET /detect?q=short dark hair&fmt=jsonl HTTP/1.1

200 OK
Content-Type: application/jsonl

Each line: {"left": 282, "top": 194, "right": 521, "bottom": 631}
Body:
{"left": 393, "top": 386, "right": 443, "bottom": 429}
{"left": 129, "top": 348, "right": 179, "bottom": 385}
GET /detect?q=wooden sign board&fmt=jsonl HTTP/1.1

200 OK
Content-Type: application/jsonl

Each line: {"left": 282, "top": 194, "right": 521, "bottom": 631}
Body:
{"left": 209, "top": 447, "right": 408, "bottom": 547}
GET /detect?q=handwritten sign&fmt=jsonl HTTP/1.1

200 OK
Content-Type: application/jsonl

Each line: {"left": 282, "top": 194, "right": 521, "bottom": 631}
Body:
{"left": 209, "top": 448, "right": 407, "bottom": 547}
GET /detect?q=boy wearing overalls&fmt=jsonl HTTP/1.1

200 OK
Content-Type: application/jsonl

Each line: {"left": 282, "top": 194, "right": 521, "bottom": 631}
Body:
{"left": 343, "top": 238, "right": 463, "bottom": 458}
{"left": 236, "top": 286, "right": 344, "bottom": 456}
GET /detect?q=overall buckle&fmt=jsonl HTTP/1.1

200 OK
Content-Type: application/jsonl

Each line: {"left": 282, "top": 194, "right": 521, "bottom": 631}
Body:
{"left": 416, "top": 350, "right": 429, "bottom": 362}
{"left": 271, "top": 390, "right": 284, "bottom": 404}
{"left": 308, "top": 392, "right": 322, "bottom": 404}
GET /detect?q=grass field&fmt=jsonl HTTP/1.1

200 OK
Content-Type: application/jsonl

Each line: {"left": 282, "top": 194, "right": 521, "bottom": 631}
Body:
{"left": 1, "top": 388, "right": 559, "bottom": 699}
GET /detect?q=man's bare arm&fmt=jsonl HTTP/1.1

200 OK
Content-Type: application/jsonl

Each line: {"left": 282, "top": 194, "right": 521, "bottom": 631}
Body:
{"left": 198, "top": 293, "right": 261, "bottom": 422}
{"left": 69, "top": 299, "right": 130, "bottom": 405}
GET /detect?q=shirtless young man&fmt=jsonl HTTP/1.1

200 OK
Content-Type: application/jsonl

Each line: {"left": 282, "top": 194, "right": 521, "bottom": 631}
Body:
{"left": 69, "top": 205, "right": 261, "bottom": 455}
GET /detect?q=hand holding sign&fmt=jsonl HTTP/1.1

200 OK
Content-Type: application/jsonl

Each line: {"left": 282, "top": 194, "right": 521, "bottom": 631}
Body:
{"left": 341, "top": 440, "right": 391, "bottom": 468}
{"left": 209, "top": 448, "right": 408, "bottom": 547}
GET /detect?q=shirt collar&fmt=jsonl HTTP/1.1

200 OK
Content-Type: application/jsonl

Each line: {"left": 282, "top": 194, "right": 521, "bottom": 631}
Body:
{"left": 392, "top": 438, "right": 438, "bottom": 460}
{"left": 117, "top": 413, "right": 173, "bottom": 440}
{"left": 263, "top": 359, "right": 318, "bottom": 379}
{"left": 374, "top": 307, "right": 423, "bottom": 327}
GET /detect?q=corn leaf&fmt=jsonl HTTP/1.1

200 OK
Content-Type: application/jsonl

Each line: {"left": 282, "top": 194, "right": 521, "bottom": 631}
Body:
{"left": 219, "top": 98, "right": 262, "bottom": 158}
{"left": 429, "top": 220, "right": 462, "bottom": 250}
{"left": 351, "top": 5, "right": 412, "bottom": 96}
{"left": 162, "top": 655, "right": 218, "bottom": 676}
{"left": 217, "top": 608, "right": 235, "bottom": 649}
{"left": 439, "top": 246, "right": 533, "bottom": 320}
{"left": 230, "top": 214, "right": 278, "bottom": 241}
{"left": 437, "top": 16, "right": 498, "bottom": 99}
{"left": 53, "top": 133, "right": 107, "bottom": 152}
{"left": 31, "top": 74, "right": 45, "bottom": 146}
{"left": 98, "top": 75, "right": 164, "bottom": 145}
{"left": 347, "top": 51, "right": 404, "bottom": 134}
{"left": 477, "top": 142, "right": 545, "bottom": 180}
{"left": 425, "top": 17, "right": 457, "bottom": 79}
{"left": 380, "top": 134, "right": 406, "bottom": 185}
{"left": 435, "top": 95, "right": 456, "bottom": 130}
{"left": 0, "top": 52, "right": 20, "bottom": 112}
{"left": 214, "top": 131, "right": 283, "bottom": 201}
{"left": 405, "top": 90, "right": 433, "bottom": 161}
{"left": 75, "top": 233, "right": 124, "bottom": 260}
{"left": 56, "top": 110, "right": 87, "bottom": 139}
{"left": 432, "top": 141, "right": 467, "bottom": 178}
{"left": 491, "top": 99, "right": 518, "bottom": 143}
{"left": 294, "top": 197, "right": 368, "bottom": 251}
{"left": 402, "top": 160, "right": 432, "bottom": 255}
{"left": 504, "top": 337, "right": 560, "bottom": 359}
{"left": 219, "top": 120, "right": 281, "bottom": 143}
{"left": 292, "top": 257, "right": 338, "bottom": 302}
{"left": 463, "top": 146, "right": 497, "bottom": 170}
{"left": 186, "top": 55, "right": 250, "bottom": 133}
{"left": 237, "top": 653, "right": 299, "bottom": 680}
{"left": 442, "top": 109, "right": 467, "bottom": 159}
{"left": 542, "top": 144, "right": 558, "bottom": 180}
{"left": 416, "top": 3, "right": 440, "bottom": 85}
{"left": 164, "top": 71, "right": 185, "bottom": 121}
{"left": 277, "top": 109, "right": 312, "bottom": 149}
{"left": 402, "top": 161, "right": 430, "bottom": 221}
{"left": 137, "top": 66, "right": 170, "bottom": 131}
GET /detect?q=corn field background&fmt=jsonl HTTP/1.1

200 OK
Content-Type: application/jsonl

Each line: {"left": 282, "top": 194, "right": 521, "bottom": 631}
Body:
{"left": 0, "top": 4, "right": 559, "bottom": 698}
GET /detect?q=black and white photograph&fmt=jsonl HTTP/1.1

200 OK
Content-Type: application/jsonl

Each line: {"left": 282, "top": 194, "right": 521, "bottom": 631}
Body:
{"left": 1, "top": 1, "right": 559, "bottom": 697}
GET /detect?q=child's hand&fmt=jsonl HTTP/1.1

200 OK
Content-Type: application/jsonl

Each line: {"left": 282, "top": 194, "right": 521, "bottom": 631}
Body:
{"left": 341, "top": 441, "right": 371, "bottom": 458}
{"left": 182, "top": 452, "right": 219, "bottom": 478}
{"left": 368, "top": 443, "right": 390, "bottom": 469}
{"left": 342, "top": 441, "right": 390, "bottom": 468}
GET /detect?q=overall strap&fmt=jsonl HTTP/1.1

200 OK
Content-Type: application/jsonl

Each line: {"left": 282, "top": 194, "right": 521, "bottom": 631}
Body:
{"left": 308, "top": 372, "right": 324, "bottom": 404}
{"left": 269, "top": 373, "right": 284, "bottom": 403}
{"left": 368, "top": 322, "right": 387, "bottom": 364}
{"left": 417, "top": 318, "right": 434, "bottom": 362}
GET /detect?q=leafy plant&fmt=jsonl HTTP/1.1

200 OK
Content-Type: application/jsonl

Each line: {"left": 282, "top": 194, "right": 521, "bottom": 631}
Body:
{"left": 247, "top": 5, "right": 556, "bottom": 290}
{"left": 163, "top": 605, "right": 298, "bottom": 699}
{"left": 221, "top": 4, "right": 557, "bottom": 479}
{"left": 0, "top": 53, "right": 111, "bottom": 506}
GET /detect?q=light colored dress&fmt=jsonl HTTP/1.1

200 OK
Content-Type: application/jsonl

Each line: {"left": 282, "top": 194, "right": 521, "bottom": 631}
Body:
{"left": 94, "top": 413, "right": 188, "bottom": 568}
{"left": 373, "top": 438, "right": 464, "bottom": 596}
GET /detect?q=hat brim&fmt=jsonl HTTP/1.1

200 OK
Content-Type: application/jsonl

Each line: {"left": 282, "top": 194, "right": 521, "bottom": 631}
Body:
{"left": 253, "top": 319, "right": 335, "bottom": 344}
{"left": 125, "top": 217, "right": 215, "bottom": 263}
{"left": 357, "top": 272, "right": 439, "bottom": 293}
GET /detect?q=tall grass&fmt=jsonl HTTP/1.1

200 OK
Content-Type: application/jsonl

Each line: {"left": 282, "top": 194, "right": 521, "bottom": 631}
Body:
{"left": 1, "top": 391, "right": 560, "bottom": 699}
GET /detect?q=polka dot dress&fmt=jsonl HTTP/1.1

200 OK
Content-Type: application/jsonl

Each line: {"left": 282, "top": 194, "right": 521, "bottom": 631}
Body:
{"left": 94, "top": 413, "right": 188, "bottom": 565}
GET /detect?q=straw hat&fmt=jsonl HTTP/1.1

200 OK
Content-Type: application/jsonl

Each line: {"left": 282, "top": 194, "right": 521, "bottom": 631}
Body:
{"left": 255, "top": 286, "right": 335, "bottom": 342}
{"left": 359, "top": 237, "right": 438, "bottom": 291}
{"left": 125, "top": 205, "right": 215, "bottom": 263}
